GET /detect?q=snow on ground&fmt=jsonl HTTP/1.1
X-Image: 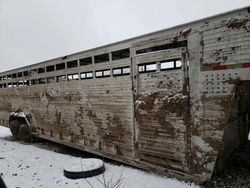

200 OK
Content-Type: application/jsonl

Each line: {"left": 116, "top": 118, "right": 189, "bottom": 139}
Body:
{"left": 0, "top": 126, "right": 200, "bottom": 188}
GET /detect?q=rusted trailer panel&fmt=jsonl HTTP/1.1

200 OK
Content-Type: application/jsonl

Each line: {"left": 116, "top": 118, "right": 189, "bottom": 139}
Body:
{"left": 0, "top": 7, "right": 250, "bottom": 183}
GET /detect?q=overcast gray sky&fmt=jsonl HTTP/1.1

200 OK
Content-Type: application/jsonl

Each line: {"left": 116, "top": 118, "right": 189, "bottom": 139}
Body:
{"left": 0, "top": 0, "right": 249, "bottom": 72}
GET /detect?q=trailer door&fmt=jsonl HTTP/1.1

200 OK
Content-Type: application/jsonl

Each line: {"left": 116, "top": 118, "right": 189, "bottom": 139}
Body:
{"left": 133, "top": 47, "right": 190, "bottom": 172}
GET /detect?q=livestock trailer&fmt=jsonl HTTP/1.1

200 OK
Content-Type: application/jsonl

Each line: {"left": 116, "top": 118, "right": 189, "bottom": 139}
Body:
{"left": 0, "top": 6, "right": 250, "bottom": 183}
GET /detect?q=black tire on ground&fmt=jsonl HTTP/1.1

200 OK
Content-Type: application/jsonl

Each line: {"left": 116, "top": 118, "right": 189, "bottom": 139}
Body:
{"left": 64, "top": 162, "right": 105, "bottom": 179}
{"left": 9, "top": 119, "right": 22, "bottom": 139}
{"left": 19, "top": 123, "right": 33, "bottom": 142}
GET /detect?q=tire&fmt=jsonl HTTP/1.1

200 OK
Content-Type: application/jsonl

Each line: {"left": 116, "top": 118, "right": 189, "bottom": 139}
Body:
{"left": 18, "top": 123, "right": 33, "bottom": 142}
{"left": 9, "top": 119, "right": 22, "bottom": 139}
{"left": 63, "top": 159, "right": 105, "bottom": 179}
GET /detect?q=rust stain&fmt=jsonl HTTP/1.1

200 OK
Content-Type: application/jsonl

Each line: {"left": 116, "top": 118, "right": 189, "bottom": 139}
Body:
{"left": 171, "top": 28, "right": 192, "bottom": 42}
{"left": 84, "top": 107, "right": 128, "bottom": 156}
{"left": 55, "top": 108, "right": 62, "bottom": 125}
{"left": 136, "top": 92, "right": 188, "bottom": 131}
{"left": 230, "top": 46, "right": 241, "bottom": 52}
{"left": 226, "top": 18, "right": 249, "bottom": 30}
{"left": 135, "top": 92, "right": 158, "bottom": 112}
{"left": 200, "top": 34, "right": 204, "bottom": 64}
{"left": 189, "top": 148, "right": 207, "bottom": 173}
{"left": 179, "top": 28, "right": 192, "bottom": 38}
{"left": 74, "top": 106, "right": 85, "bottom": 135}
{"left": 204, "top": 137, "right": 224, "bottom": 151}
{"left": 162, "top": 94, "right": 188, "bottom": 117}
{"left": 85, "top": 109, "right": 102, "bottom": 128}
{"left": 105, "top": 114, "right": 126, "bottom": 142}
{"left": 217, "top": 37, "right": 222, "bottom": 41}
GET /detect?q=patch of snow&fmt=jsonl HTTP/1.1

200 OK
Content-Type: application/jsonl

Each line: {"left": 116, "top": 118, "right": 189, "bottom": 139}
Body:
{"left": 206, "top": 162, "right": 215, "bottom": 172}
{"left": 163, "top": 93, "right": 188, "bottom": 103}
{"left": 0, "top": 126, "right": 12, "bottom": 138}
{"left": 141, "top": 91, "right": 153, "bottom": 96}
{"left": 135, "top": 100, "right": 145, "bottom": 109}
{"left": 64, "top": 158, "right": 104, "bottom": 172}
{"left": 0, "top": 125, "right": 199, "bottom": 188}
{"left": 192, "top": 136, "right": 213, "bottom": 152}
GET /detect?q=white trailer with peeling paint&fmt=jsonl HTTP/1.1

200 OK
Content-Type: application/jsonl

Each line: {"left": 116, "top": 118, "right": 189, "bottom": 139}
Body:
{"left": 0, "top": 6, "right": 250, "bottom": 183}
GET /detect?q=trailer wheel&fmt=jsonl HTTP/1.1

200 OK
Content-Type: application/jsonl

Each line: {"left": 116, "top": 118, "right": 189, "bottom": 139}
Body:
{"left": 19, "top": 123, "right": 33, "bottom": 142}
{"left": 63, "top": 158, "right": 105, "bottom": 179}
{"left": 9, "top": 119, "right": 22, "bottom": 139}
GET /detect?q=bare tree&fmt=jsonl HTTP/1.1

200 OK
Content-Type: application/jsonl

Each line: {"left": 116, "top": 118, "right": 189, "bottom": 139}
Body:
{"left": 80, "top": 159, "right": 125, "bottom": 188}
